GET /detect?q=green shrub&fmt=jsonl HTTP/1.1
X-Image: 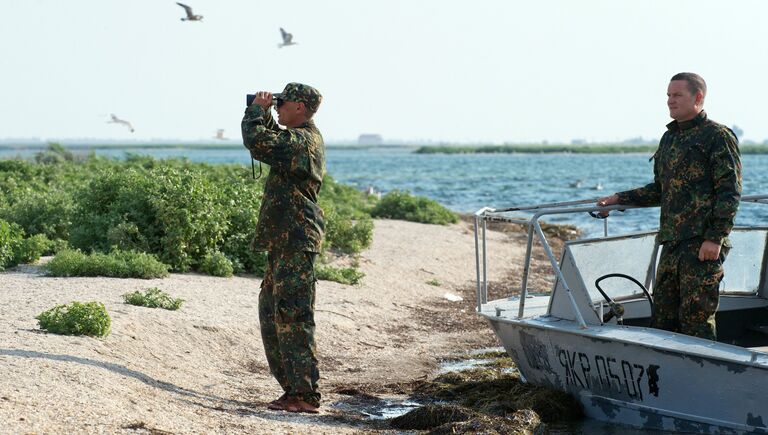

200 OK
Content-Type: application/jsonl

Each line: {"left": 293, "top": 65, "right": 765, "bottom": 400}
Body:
{"left": 315, "top": 265, "right": 365, "bottom": 285}
{"left": 371, "top": 190, "right": 458, "bottom": 225}
{"left": 0, "top": 188, "right": 74, "bottom": 241}
{"left": 324, "top": 212, "right": 374, "bottom": 254}
{"left": 123, "top": 287, "right": 184, "bottom": 310}
{"left": 199, "top": 251, "right": 234, "bottom": 277}
{"left": 149, "top": 167, "right": 228, "bottom": 271}
{"left": 106, "top": 221, "right": 150, "bottom": 252}
{"left": 14, "top": 234, "right": 51, "bottom": 264}
{"left": 0, "top": 219, "right": 24, "bottom": 270}
{"left": 69, "top": 166, "right": 229, "bottom": 272}
{"left": 68, "top": 168, "right": 156, "bottom": 253}
{"left": 218, "top": 181, "right": 265, "bottom": 274}
{"left": 44, "top": 249, "right": 170, "bottom": 279}
{"left": 49, "top": 238, "right": 69, "bottom": 255}
{"left": 36, "top": 301, "right": 111, "bottom": 337}
{"left": 319, "top": 176, "right": 377, "bottom": 219}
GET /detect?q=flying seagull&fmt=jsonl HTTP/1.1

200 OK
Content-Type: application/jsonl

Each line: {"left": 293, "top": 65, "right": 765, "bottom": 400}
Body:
{"left": 278, "top": 27, "right": 297, "bottom": 48}
{"left": 176, "top": 2, "right": 203, "bottom": 21}
{"left": 214, "top": 129, "right": 227, "bottom": 140}
{"left": 108, "top": 114, "right": 135, "bottom": 133}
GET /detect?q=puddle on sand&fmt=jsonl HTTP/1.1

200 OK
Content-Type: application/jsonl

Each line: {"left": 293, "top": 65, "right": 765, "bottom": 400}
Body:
{"left": 330, "top": 394, "right": 422, "bottom": 420}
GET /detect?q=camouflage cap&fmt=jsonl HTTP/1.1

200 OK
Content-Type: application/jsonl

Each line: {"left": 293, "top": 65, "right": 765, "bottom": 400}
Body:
{"left": 274, "top": 82, "right": 322, "bottom": 113}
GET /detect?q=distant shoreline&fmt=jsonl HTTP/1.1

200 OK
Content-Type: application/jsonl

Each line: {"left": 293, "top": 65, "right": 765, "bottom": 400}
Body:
{"left": 3, "top": 143, "right": 768, "bottom": 155}
{"left": 414, "top": 144, "right": 768, "bottom": 155}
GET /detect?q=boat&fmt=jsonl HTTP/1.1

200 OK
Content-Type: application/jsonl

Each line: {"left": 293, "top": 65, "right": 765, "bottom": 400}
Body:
{"left": 473, "top": 195, "right": 768, "bottom": 434}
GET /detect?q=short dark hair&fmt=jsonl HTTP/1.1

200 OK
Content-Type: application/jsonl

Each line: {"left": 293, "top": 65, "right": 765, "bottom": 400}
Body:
{"left": 670, "top": 72, "right": 707, "bottom": 97}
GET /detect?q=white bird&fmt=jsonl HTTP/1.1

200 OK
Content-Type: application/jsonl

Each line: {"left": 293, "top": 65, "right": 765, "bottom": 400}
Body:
{"left": 593, "top": 182, "right": 604, "bottom": 191}
{"left": 569, "top": 180, "right": 583, "bottom": 188}
{"left": 214, "top": 129, "right": 227, "bottom": 140}
{"left": 108, "top": 114, "right": 135, "bottom": 133}
{"left": 176, "top": 2, "right": 203, "bottom": 21}
{"left": 278, "top": 27, "right": 297, "bottom": 48}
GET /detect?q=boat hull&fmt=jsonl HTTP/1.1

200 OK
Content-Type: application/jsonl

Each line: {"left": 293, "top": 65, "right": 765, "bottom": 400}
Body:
{"left": 484, "top": 314, "right": 768, "bottom": 434}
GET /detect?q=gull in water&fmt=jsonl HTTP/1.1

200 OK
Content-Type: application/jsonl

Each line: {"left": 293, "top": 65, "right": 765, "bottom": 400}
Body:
{"left": 278, "top": 27, "right": 297, "bottom": 48}
{"left": 108, "top": 114, "right": 135, "bottom": 133}
{"left": 569, "top": 179, "right": 583, "bottom": 188}
{"left": 214, "top": 129, "right": 227, "bottom": 140}
{"left": 176, "top": 2, "right": 203, "bottom": 21}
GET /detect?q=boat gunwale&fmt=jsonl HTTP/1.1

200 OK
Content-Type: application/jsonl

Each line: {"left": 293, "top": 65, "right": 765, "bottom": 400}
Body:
{"left": 479, "top": 308, "right": 768, "bottom": 370}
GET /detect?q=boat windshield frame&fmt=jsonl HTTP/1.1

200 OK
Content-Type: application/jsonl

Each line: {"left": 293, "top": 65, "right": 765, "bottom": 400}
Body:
{"left": 474, "top": 194, "right": 768, "bottom": 328}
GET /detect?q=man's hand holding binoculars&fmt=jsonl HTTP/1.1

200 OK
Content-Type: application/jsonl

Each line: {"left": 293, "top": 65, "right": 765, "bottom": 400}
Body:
{"left": 250, "top": 91, "right": 273, "bottom": 110}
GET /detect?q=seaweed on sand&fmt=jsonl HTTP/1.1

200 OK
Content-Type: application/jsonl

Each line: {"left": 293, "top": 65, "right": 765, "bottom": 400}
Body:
{"left": 390, "top": 404, "right": 477, "bottom": 430}
{"left": 391, "top": 405, "right": 543, "bottom": 434}
{"left": 412, "top": 368, "right": 582, "bottom": 423}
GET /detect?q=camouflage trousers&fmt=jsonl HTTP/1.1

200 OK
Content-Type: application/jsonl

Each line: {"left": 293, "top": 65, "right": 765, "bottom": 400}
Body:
{"left": 652, "top": 238, "right": 728, "bottom": 340}
{"left": 258, "top": 250, "right": 320, "bottom": 406}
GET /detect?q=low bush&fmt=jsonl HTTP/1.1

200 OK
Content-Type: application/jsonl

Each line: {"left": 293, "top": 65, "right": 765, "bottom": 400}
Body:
{"left": 199, "top": 251, "right": 234, "bottom": 277}
{"left": 0, "top": 188, "right": 74, "bottom": 241}
{"left": 36, "top": 301, "right": 111, "bottom": 337}
{"left": 371, "top": 190, "right": 458, "bottom": 225}
{"left": 123, "top": 287, "right": 184, "bottom": 310}
{"left": 13, "top": 234, "right": 51, "bottom": 265}
{"left": 323, "top": 212, "right": 373, "bottom": 254}
{"left": 0, "top": 219, "right": 24, "bottom": 270}
{"left": 44, "top": 249, "right": 170, "bottom": 279}
{"left": 315, "top": 264, "right": 365, "bottom": 285}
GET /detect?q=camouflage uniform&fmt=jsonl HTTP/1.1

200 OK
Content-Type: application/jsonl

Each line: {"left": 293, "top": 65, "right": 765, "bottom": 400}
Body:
{"left": 617, "top": 111, "right": 741, "bottom": 340}
{"left": 241, "top": 83, "right": 324, "bottom": 405}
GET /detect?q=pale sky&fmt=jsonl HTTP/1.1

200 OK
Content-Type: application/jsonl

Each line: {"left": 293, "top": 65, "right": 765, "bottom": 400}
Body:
{"left": 2, "top": 0, "right": 768, "bottom": 143}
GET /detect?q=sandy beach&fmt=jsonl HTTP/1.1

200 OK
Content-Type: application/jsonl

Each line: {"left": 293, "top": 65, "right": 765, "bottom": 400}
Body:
{"left": 0, "top": 218, "right": 558, "bottom": 434}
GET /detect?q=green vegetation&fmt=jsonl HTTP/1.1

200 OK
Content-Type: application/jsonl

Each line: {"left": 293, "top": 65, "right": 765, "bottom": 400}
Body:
{"left": 123, "top": 287, "right": 184, "bottom": 310}
{"left": 14, "top": 234, "right": 52, "bottom": 264}
{"left": 0, "top": 219, "right": 24, "bottom": 270}
{"left": 315, "top": 264, "right": 365, "bottom": 285}
{"left": 0, "top": 148, "right": 375, "bottom": 278}
{"left": 0, "top": 218, "right": 51, "bottom": 270}
{"left": 0, "top": 145, "right": 472, "bottom": 282}
{"left": 372, "top": 190, "right": 458, "bottom": 225}
{"left": 44, "top": 249, "right": 170, "bottom": 279}
{"left": 198, "top": 251, "right": 234, "bottom": 277}
{"left": 426, "top": 279, "right": 441, "bottom": 286}
{"left": 36, "top": 301, "right": 112, "bottom": 337}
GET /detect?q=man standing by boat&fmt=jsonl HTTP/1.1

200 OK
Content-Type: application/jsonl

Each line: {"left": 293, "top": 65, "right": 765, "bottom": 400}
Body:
{"left": 242, "top": 82, "right": 325, "bottom": 413}
{"left": 597, "top": 72, "right": 741, "bottom": 340}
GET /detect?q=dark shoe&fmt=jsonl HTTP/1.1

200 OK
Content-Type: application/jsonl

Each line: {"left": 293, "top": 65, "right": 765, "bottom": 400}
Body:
{"left": 283, "top": 396, "right": 320, "bottom": 414}
{"left": 267, "top": 393, "right": 289, "bottom": 410}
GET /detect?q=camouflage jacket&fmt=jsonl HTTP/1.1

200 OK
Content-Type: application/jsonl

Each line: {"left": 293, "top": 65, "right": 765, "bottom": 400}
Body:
{"left": 241, "top": 105, "right": 325, "bottom": 253}
{"left": 616, "top": 111, "right": 742, "bottom": 246}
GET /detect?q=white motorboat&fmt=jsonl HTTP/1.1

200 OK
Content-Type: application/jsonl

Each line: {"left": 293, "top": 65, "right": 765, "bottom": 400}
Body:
{"left": 473, "top": 195, "right": 768, "bottom": 434}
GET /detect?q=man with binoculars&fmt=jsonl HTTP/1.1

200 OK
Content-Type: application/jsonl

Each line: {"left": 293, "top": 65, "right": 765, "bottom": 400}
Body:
{"left": 241, "top": 82, "right": 324, "bottom": 413}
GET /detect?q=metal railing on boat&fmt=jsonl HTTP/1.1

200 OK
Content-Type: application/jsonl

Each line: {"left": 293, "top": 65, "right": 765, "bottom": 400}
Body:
{"left": 474, "top": 194, "right": 768, "bottom": 329}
